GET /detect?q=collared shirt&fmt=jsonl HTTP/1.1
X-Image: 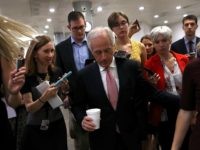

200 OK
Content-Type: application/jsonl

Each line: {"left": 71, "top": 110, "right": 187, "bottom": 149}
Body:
{"left": 184, "top": 37, "right": 197, "bottom": 53}
{"left": 98, "top": 57, "right": 119, "bottom": 96}
{"left": 71, "top": 36, "right": 89, "bottom": 71}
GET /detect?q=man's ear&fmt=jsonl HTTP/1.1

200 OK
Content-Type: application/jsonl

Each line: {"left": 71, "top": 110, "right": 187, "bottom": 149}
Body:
{"left": 67, "top": 25, "right": 71, "bottom": 30}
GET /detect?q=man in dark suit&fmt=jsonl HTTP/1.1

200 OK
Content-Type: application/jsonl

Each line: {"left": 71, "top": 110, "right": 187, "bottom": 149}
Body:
{"left": 72, "top": 27, "right": 180, "bottom": 150}
{"left": 171, "top": 15, "right": 200, "bottom": 57}
{"left": 56, "top": 11, "right": 93, "bottom": 150}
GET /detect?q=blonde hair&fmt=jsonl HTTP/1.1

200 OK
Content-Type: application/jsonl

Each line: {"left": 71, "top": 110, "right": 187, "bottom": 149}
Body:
{"left": 0, "top": 15, "right": 37, "bottom": 63}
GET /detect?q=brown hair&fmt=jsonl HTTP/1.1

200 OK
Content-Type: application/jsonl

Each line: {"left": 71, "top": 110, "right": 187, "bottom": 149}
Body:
{"left": 182, "top": 14, "right": 198, "bottom": 24}
{"left": 140, "top": 34, "right": 152, "bottom": 42}
{"left": 68, "top": 11, "right": 85, "bottom": 24}
{"left": 107, "top": 12, "right": 129, "bottom": 29}
{"left": 25, "top": 35, "right": 56, "bottom": 75}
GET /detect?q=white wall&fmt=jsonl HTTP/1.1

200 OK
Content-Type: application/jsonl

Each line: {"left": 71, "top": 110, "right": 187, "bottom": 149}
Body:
{"left": 131, "top": 22, "right": 152, "bottom": 41}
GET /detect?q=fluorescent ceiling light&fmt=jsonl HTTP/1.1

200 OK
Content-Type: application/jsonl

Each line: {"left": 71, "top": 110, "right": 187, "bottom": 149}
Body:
{"left": 97, "top": 6, "right": 102, "bottom": 12}
{"left": 47, "top": 18, "right": 52, "bottom": 22}
{"left": 139, "top": 6, "right": 144, "bottom": 11}
{"left": 176, "top": 5, "right": 181, "bottom": 10}
{"left": 45, "top": 25, "right": 49, "bottom": 29}
{"left": 154, "top": 15, "right": 159, "bottom": 18}
{"left": 183, "top": 14, "right": 188, "bottom": 17}
{"left": 49, "top": 8, "right": 55, "bottom": 13}
{"left": 164, "top": 20, "right": 168, "bottom": 24}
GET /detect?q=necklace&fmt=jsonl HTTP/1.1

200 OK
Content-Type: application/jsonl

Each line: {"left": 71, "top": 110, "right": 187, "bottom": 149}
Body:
{"left": 36, "top": 72, "right": 50, "bottom": 83}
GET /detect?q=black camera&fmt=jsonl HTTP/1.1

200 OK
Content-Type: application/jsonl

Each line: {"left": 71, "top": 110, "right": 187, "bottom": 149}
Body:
{"left": 114, "top": 50, "right": 131, "bottom": 59}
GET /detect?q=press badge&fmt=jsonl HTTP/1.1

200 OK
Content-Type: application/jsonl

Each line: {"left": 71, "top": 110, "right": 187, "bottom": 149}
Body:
{"left": 40, "top": 119, "right": 49, "bottom": 131}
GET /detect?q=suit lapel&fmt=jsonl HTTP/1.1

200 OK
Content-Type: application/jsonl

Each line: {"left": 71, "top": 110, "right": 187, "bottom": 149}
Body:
{"left": 115, "top": 58, "right": 127, "bottom": 109}
{"left": 93, "top": 63, "right": 109, "bottom": 100}
{"left": 66, "top": 38, "right": 78, "bottom": 73}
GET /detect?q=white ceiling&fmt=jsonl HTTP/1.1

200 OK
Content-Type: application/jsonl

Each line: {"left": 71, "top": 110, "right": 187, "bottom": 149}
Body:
{"left": 1, "top": 0, "right": 200, "bottom": 36}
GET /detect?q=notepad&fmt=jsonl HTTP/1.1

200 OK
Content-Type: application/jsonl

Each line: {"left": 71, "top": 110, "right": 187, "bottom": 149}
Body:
{"left": 36, "top": 81, "right": 63, "bottom": 109}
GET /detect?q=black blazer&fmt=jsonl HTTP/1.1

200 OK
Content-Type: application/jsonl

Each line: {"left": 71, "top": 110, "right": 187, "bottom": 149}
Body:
{"left": 72, "top": 57, "right": 179, "bottom": 150}
{"left": 171, "top": 37, "right": 200, "bottom": 54}
{"left": 55, "top": 37, "right": 93, "bottom": 96}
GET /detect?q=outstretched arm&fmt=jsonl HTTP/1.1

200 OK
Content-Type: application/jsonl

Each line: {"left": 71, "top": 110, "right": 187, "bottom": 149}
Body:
{"left": 171, "top": 109, "right": 193, "bottom": 150}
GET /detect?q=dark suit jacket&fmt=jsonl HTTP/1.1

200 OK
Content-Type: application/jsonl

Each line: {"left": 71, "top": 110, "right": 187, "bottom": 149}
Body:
{"left": 55, "top": 37, "right": 93, "bottom": 101}
{"left": 72, "top": 57, "right": 180, "bottom": 150}
{"left": 171, "top": 37, "right": 200, "bottom": 54}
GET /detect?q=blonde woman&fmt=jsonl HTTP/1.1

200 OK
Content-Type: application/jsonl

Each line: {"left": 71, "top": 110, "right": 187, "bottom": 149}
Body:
{"left": 0, "top": 15, "right": 36, "bottom": 150}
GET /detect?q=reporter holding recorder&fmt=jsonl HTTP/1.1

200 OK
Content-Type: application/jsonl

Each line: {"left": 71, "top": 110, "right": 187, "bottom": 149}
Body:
{"left": 20, "top": 35, "right": 69, "bottom": 150}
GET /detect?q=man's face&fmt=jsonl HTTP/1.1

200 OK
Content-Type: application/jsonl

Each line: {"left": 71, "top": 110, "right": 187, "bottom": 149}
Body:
{"left": 68, "top": 17, "right": 86, "bottom": 42}
{"left": 183, "top": 19, "right": 198, "bottom": 37}
{"left": 90, "top": 33, "right": 114, "bottom": 68}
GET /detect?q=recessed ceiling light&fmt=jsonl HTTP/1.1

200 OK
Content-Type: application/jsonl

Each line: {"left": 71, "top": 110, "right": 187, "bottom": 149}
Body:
{"left": 164, "top": 20, "right": 168, "bottom": 24}
{"left": 154, "top": 15, "right": 159, "bottom": 18}
{"left": 49, "top": 8, "right": 55, "bottom": 13}
{"left": 85, "top": 21, "right": 92, "bottom": 32}
{"left": 43, "top": 30, "right": 48, "bottom": 33}
{"left": 176, "top": 5, "right": 181, "bottom": 10}
{"left": 97, "top": 6, "right": 102, "bottom": 12}
{"left": 183, "top": 14, "right": 188, "bottom": 17}
{"left": 139, "top": 6, "right": 144, "bottom": 11}
{"left": 45, "top": 25, "right": 49, "bottom": 29}
{"left": 47, "top": 18, "right": 52, "bottom": 22}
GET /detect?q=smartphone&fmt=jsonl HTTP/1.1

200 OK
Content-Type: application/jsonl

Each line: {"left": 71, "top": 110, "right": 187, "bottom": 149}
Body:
{"left": 189, "top": 52, "right": 196, "bottom": 56}
{"left": 114, "top": 50, "right": 131, "bottom": 59}
{"left": 16, "top": 58, "right": 25, "bottom": 70}
{"left": 133, "top": 19, "right": 140, "bottom": 30}
{"left": 143, "top": 67, "right": 155, "bottom": 76}
{"left": 54, "top": 71, "right": 72, "bottom": 87}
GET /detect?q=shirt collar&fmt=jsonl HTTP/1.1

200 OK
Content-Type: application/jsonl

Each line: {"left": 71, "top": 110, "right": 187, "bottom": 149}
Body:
{"left": 71, "top": 35, "right": 87, "bottom": 45}
{"left": 99, "top": 56, "right": 116, "bottom": 72}
{"left": 184, "top": 36, "right": 196, "bottom": 44}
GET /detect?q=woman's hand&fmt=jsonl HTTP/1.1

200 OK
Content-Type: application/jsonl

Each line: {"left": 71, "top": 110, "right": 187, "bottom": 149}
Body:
{"left": 148, "top": 73, "right": 160, "bottom": 85}
{"left": 40, "top": 85, "right": 58, "bottom": 102}
{"left": 128, "top": 21, "right": 141, "bottom": 38}
{"left": 60, "top": 79, "right": 70, "bottom": 96}
{"left": 8, "top": 67, "right": 26, "bottom": 95}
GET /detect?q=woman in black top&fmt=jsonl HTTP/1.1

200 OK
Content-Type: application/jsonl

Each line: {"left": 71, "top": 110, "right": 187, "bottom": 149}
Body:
{"left": 21, "top": 35, "right": 68, "bottom": 150}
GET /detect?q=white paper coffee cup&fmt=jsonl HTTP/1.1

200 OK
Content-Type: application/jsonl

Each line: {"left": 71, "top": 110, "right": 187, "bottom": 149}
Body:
{"left": 86, "top": 108, "right": 101, "bottom": 129}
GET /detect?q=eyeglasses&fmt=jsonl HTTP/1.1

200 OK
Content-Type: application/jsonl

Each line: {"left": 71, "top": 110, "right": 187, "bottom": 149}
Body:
{"left": 71, "top": 25, "right": 86, "bottom": 32}
{"left": 113, "top": 20, "right": 128, "bottom": 28}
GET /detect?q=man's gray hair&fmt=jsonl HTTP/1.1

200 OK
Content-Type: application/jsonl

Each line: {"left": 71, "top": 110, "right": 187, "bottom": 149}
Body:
{"left": 87, "top": 27, "right": 115, "bottom": 50}
{"left": 150, "top": 26, "right": 172, "bottom": 42}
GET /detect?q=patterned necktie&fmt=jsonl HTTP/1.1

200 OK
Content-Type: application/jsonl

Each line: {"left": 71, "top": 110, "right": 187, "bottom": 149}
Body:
{"left": 188, "top": 41, "right": 194, "bottom": 53}
{"left": 106, "top": 68, "right": 118, "bottom": 109}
